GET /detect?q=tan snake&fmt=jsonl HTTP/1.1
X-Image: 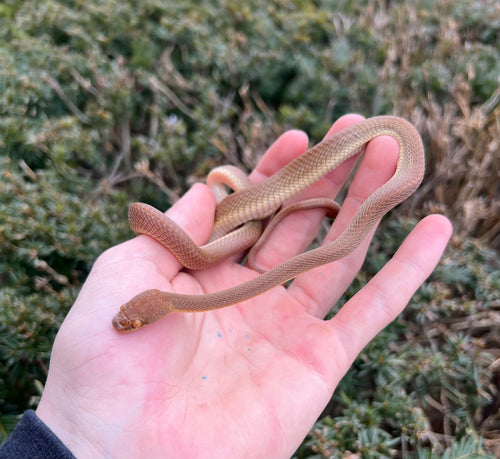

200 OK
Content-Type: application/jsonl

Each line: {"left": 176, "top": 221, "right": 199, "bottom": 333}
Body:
{"left": 112, "top": 116, "right": 425, "bottom": 333}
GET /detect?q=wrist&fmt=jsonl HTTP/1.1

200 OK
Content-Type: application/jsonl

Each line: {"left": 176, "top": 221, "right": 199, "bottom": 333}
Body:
{"left": 36, "top": 392, "right": 108, "bottom": 458}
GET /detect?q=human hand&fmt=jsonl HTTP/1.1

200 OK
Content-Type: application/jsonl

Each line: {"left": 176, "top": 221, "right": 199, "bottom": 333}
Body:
{"left": 36, "top": 114, "right": 452, "bottom": 458}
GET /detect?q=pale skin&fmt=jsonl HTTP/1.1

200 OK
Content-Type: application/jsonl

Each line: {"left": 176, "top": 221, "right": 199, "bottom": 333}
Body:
{"left": 36, "top": 114, "right": 452, "bottom": 458}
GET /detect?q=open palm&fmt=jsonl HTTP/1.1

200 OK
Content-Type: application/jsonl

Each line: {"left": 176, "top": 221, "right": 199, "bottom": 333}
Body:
{"left": 36, "top": 115, "right": 452, "bottom": 458}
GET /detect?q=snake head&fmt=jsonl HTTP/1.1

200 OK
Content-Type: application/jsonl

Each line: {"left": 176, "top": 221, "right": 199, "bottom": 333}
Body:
{"left": 112, "top": 289, "right": 175, "bottom": 333}
{"left": 112, "top": 305, "right": 144, "bottom": 333}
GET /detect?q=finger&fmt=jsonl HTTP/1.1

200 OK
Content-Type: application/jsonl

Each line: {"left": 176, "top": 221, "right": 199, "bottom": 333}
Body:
{"left": 166, "top": 183, "right": 216, "bottom": 243}
{"left": 330, "top": 214, "right": 452, "bottom": 368}
{"left": 150, "top": 183, "right": 217, "bottom": 276}
{"left": 250, "top": 114, "right": 367, "bottom": 272}
{"left": 289, "top": 132, "right": 401, "bottom": 317}
{"left": 104, "top": 183, "right": 216, "bottom": 280}
{"left": 249, "top": 129, "right": 309, "bottom": 183}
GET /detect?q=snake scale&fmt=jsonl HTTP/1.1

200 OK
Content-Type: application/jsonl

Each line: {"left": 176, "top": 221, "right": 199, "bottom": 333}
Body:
{"left": 112, "top": 116, "right": 425, "bottom": 333}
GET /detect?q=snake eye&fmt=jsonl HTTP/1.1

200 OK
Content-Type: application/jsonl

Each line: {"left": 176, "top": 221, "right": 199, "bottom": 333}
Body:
{"left": 132, "top": 319, "right": 143, "bottom": 329}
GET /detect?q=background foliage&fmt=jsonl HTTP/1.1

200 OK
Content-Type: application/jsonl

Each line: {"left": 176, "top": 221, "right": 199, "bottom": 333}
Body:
{"left": 1, "top": 0, "right": 499, "bottom": 456}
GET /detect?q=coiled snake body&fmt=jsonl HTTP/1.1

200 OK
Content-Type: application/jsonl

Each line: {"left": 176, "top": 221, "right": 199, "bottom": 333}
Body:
{"left": 112, "top": 116, "right": 425, "bottom": 333}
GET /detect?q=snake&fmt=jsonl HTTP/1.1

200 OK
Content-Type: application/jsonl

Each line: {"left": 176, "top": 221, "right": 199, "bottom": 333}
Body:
{"left": 112, "top": 116, "right": 425, "bottom": 333}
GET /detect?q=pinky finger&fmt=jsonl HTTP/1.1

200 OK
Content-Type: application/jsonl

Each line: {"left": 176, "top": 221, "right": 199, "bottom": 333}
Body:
{"left": 330, "top": 214, "right": 452, "bottom": 366}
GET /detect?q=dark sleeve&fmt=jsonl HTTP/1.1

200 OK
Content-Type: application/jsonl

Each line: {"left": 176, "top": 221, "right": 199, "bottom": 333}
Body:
{"left": 0, "top": 410, "right": 75, "bottom": 459}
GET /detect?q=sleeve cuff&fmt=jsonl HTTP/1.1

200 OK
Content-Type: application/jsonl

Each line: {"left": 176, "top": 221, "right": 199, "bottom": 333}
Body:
{"left": 0, "top": 410, "right": 75, "bottom": 459}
